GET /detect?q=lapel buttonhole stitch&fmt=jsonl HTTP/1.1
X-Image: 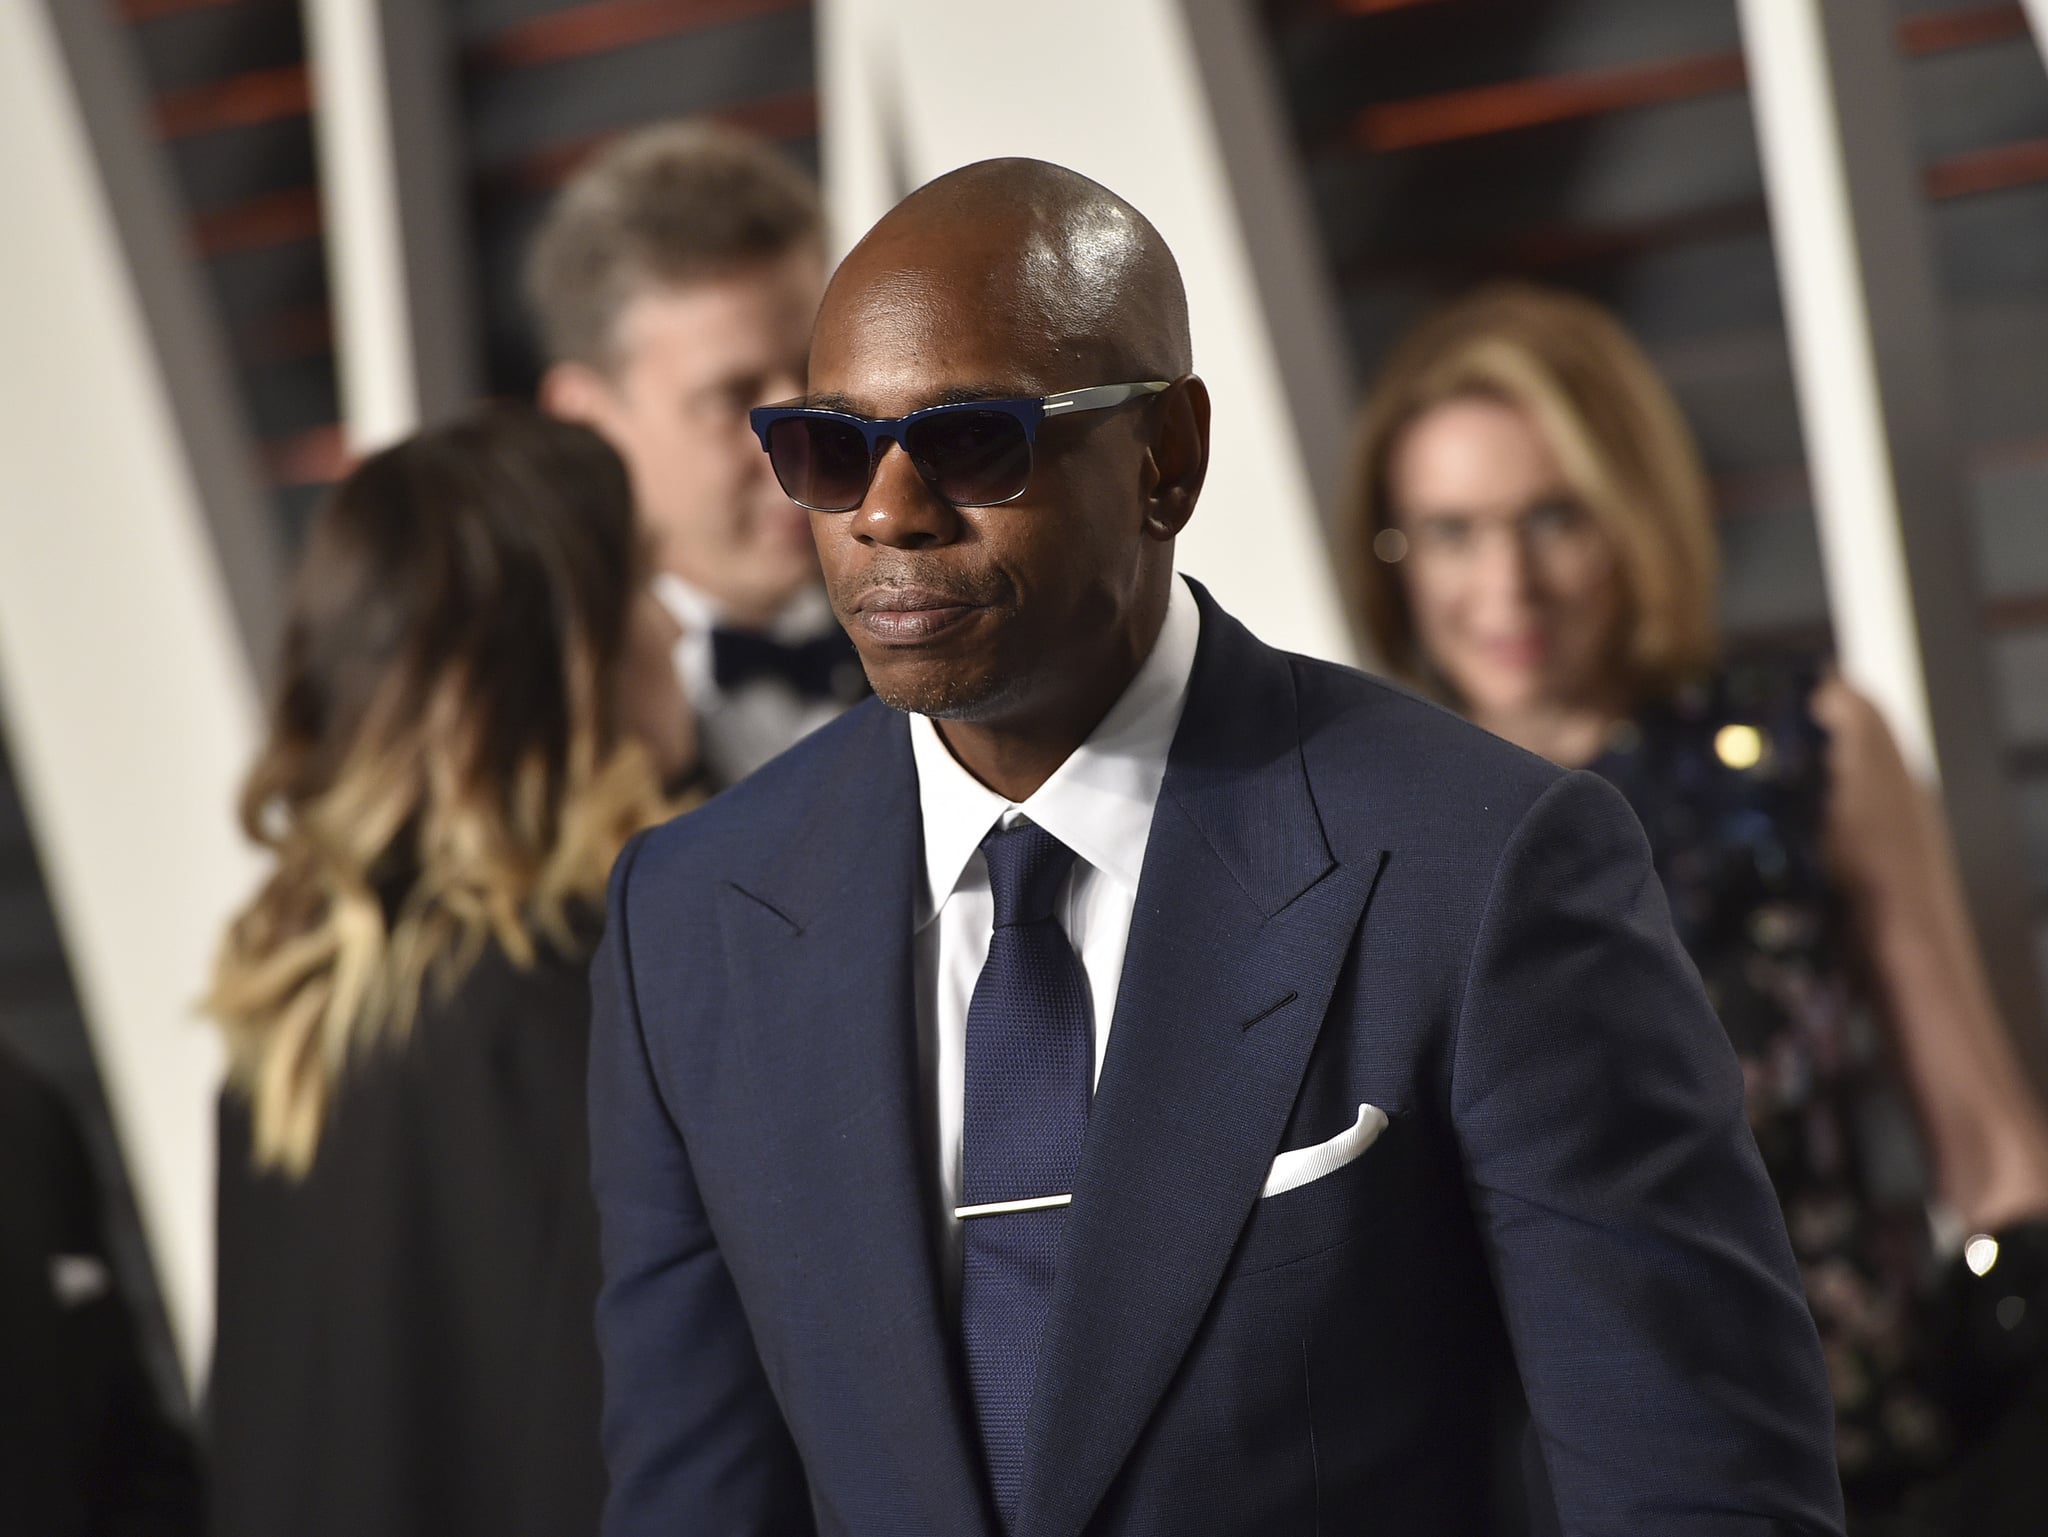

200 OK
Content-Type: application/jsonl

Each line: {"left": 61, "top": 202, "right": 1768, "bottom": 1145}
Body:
{"left": 1237, "top": 990, "right": 1299, "bottom": 1032}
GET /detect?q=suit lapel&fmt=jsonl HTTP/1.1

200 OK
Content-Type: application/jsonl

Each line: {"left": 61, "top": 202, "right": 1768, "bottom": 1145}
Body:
{"left": 1014, "top": 597, "right": 1383, "bottom": 1537}
{"left": 719, "top": 705, "right": 998, "bottom": 1537}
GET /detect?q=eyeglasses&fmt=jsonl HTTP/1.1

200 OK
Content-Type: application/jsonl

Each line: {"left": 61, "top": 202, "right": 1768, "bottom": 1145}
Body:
{"left": 748, "top": 381, "right": 1171, "bottom": 513}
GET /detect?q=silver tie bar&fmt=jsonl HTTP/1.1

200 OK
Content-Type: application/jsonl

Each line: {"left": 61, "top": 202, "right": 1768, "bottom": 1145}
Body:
{"left": 953, "top": 1193, "right": 1074, "bottom": 1220}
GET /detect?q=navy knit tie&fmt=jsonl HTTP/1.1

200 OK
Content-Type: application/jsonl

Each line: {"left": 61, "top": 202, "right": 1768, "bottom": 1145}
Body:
{"left": 959, "top": 820, "right": 1090, "bottom": 1529}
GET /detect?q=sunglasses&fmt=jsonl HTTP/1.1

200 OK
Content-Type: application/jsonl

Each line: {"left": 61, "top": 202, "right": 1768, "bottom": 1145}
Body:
{"left": 748, "top": 380, "right": 1171, "bottom": 513}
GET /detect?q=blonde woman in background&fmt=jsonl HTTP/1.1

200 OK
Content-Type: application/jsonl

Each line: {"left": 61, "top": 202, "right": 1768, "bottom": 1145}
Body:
{"left": 206, "top": 406, "right": 691, "bottom": 1537}
{"left": 1348, "top": 282, "right": 2048, "bottom": 1534}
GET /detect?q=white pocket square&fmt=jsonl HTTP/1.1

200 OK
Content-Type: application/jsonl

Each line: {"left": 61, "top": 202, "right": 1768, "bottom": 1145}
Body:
{"left": 1261, "top": 1103, "right": 1388, "bottom": 1199}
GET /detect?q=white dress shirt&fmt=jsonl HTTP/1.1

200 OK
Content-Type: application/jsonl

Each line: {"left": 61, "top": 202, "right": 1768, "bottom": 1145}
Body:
{"left": 656, "top": 573, "right": 854, "bottom": 785}
{"left": 909, "top": 575, "right": 1201, "bottom": 1291}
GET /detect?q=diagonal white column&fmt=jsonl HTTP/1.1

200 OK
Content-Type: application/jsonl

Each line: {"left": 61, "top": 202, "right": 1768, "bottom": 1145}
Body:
{"left": 302, "top": 0, "right": 478, "bottom": 454}
{"left": 2023, "top": 0, "right": 2048, "bottom": 77}
{"left": 1738, "top": 0, "right": 1933, "bottom": 774}
{"left": 0, "top": 0, "right": 280, "bottom": 1391}
{"left": 1739, "top": 0, "right": 2046, "bottom": 1053}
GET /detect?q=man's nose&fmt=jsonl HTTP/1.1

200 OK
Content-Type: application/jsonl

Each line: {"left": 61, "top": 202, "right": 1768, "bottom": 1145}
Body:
{"left": 853, "top": 441, "right": 961, "bottom": 549}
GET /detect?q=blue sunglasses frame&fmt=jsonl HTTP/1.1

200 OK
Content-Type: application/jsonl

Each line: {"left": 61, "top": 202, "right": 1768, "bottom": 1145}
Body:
{"left": 748, "top": 380, "right": 1170, "bottom": 512}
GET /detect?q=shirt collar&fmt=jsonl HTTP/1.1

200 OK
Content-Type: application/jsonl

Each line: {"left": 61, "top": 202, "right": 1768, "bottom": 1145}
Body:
{"left": 909, "top": 574, "right": 1201, "bottom": 927}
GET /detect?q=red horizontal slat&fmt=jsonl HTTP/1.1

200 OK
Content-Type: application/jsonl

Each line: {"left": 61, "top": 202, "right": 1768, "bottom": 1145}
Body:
{"left": 1295, "top": 0, "right": 2026, "bottom": 50}
{"left": 467, "top": 0, "right": 808, "bottom": 73}
{"left": 477, "top": 89, "right": 818, "bottom": 201}
{"left": 264, "top": 424, "right": 350, "bottom": 488}
{"left": 1310, "top": 0, "right": 1450, "bottom": 13}
{"left": 120, "top": 0, "right": 253, "bottom": 21}
{"left": 1898, "top": 3, "right": 2031, "bottom": 57}
{"left": 234, "top": 303, "right": 334, "bottom": 367}
{"left": 155, "top": 63, "right": 309, "bottom": 139}
{"left": 192, "top": 186, "right": 321, "bottom": 257}
{"left": 1986, "top": 593, "right": 2048, "bottom": 631}
{"left": 1926, "top": 136, "right": 2048, "bottom": 200}
{"left": 1333, "top": 4, "right": 2032, "bottom": 155}
{"left": 1348, "top": 51, "right": 1747, "bottom": 152}
{"left": 1340, "top": 125, "right": 2048, "bottom": 289}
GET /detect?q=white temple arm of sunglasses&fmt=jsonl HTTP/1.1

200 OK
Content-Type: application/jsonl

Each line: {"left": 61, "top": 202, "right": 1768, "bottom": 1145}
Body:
{"left": 1039, "top": 380, "right": 1172, "bottom": 417}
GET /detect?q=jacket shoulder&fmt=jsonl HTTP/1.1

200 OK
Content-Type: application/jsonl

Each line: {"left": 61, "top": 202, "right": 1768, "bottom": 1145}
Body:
{"left": 1285, "top": 653, "right": 1567, "bottom": 853}
{"left": 617, "top": 696, "right": 899, "bottom": 903}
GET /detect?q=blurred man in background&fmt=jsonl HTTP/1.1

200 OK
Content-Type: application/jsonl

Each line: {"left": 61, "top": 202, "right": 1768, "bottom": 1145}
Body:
{"left": 528, "top": 121, "right": 864, "bottom": 788}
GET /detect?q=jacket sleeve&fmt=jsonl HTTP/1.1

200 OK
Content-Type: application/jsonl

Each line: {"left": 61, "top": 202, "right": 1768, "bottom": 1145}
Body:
{"left": 1452, "top": 770, "right": 1845, "bottom": 1536}
{"left": 589, "top": 832, "right": 816, "bottom": 1537}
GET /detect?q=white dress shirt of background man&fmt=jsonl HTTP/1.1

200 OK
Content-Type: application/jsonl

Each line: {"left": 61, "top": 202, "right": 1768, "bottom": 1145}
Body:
{"left": 529, "top": 119, "right": 866, "bottom": 787}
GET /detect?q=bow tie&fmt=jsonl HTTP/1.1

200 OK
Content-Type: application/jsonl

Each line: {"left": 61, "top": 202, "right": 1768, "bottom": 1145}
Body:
{"left": 709, "top": 625, "right": 868, "bottom": 703}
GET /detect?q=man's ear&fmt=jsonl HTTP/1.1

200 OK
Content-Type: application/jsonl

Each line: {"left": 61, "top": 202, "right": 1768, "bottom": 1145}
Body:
{"left": 1141, "top": 374, "right": 1211, "bottom": 542}
{"left": 538, "top": 360, "right": 615, "bottom": 427}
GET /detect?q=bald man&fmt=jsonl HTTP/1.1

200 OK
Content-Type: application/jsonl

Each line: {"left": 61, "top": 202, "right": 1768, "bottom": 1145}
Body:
{"left": 589, "top": 161, "right": 1843, "bottom": 1537}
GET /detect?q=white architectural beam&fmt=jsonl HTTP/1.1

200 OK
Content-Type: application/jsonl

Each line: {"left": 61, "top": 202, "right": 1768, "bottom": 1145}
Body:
{"left": 0, "top": 0, "right": 278, "bottom": 1390}
{"left": 2023, "top": 0, "right": 2048, "bottom": 78}
{"left": 302, "top": 0, "right": 478, "bottom": 453}
{"left": 1738, "top": 0, "right": 1933, "bottom": 773}
{"left": 1739, "top": 0, "right": 2047, "bottom": 1052}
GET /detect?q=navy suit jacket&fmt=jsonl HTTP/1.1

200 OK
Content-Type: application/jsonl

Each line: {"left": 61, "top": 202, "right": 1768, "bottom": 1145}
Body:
{"left": 590, "top": 586, "right": 1844, "bottom": 1537}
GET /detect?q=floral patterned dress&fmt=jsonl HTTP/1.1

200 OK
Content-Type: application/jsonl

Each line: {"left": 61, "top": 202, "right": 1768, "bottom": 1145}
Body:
{"left": 1588, "top": 661, "right": 1953, "bottom": 1505}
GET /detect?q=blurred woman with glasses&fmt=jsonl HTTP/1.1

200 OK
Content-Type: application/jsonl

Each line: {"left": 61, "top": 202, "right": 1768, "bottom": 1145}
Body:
{"left": 205, "top": 405, "right": 692, "bottom": 1537}
{"left": 1348, "top": 283, "right": 2048, "bottom": 1534}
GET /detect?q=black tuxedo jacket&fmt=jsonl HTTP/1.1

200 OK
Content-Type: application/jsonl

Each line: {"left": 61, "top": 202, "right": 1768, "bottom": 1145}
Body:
{"left": 0, "top": 1046, "right": 199, "bottom": 1536}
{"left": 590, "top": 586, "right": 1844, "bottom": 1536}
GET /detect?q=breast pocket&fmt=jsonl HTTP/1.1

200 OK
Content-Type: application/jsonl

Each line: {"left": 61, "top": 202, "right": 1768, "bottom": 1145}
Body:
{"left": 1228, "top": 1111, "right": 1404, "bottom": 1277}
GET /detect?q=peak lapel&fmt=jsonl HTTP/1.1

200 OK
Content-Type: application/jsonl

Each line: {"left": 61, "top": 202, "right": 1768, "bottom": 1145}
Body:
{"left": 720, "top": 705, "right": 997, "bottom": 1537}
{"left": 1014, "top": 598, "right": 1383, "bottom": 1537}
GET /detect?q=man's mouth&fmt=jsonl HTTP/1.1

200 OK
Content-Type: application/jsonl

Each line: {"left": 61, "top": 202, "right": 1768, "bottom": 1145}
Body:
{"left": 851, "top": 585, "right": 984, "bottom": 644}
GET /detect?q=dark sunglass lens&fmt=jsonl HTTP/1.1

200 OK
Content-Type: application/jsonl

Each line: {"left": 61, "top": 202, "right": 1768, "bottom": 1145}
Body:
{"left": 766, "top": 417, "right": 871, "bottom": 511}
{"left": 906, "top": 410, "right": 1032, "bottom": 506}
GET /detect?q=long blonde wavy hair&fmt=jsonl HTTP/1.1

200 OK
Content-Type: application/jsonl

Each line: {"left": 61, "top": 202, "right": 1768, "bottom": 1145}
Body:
{"left": 210, "top": 406, "right": 672, "bottom": 1175}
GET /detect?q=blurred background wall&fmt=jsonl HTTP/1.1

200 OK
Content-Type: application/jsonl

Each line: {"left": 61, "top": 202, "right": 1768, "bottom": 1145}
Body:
{"left": 0, "top": 0, "right": 2044, "bottom": 1413}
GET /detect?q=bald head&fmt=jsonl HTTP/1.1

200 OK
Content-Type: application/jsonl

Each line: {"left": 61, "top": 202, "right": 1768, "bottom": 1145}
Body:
{"left": 822, "top": 158, "right": 1192, "bottom": 386}
{"left": 798, "top": 159, "right": 1210, "bottom": 779}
